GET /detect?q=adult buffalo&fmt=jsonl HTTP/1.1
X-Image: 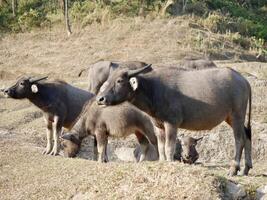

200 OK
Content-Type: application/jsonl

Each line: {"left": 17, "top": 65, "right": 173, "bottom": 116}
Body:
{"left": 96, "top": 65, "right": 252, "bottom": 176}
{"left": 79, "top": 59, "right": 216, "bottom": 95}
{"left": 3, "top": 77, "right": 93, "bottom": 156}
{"left": 78, "top": 61, "right": 148, "bottom": 94}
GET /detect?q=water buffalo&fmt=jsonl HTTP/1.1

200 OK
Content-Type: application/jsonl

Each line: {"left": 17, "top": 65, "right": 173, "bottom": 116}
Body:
{"left": 3, "top": 77, "right": 93, "bottom": 156}
{"left": 78, "top": 61, "right": 148, "bottom": 94}
{"left": 61, "top": 99, "right": 158, "bottom": 162}
{"left": 80, "top": 59, "right": 216, "bottom": 95}
{"left": 178, "top": 58, "right": 217, "bottom": 70}
{"left": 96, "top": 65, "right": 252, "bottom": 176}
{"left": 181, "top": 136, "right": 203, "bottom": 164}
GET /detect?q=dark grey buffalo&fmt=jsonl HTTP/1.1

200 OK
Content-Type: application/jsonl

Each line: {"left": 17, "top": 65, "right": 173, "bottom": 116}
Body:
{"left": 96, "top": 65, "right": 252, "bottom": 176}
{"left": 3, "top": 77, "right": 93, "bottom": 156}
{"left": 178, "top": 58, "right": 217, "bottom": 70}
{"left": 80, "top": 59, "right": 216, "bottom": 95}
{"left": 79, "top": 61, "right": 148, "bottom": 94}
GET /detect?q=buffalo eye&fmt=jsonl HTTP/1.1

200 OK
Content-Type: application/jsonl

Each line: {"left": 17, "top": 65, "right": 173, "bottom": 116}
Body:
{"left": 19, "top": 81, "right": 25, "bottom": 86}
{"left": 116, "top": 78, "right": 123, "bottom": 84}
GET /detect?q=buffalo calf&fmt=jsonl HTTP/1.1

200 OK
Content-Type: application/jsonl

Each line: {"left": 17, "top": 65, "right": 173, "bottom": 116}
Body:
{"left": 61, "top": 100, "right": 158, "bottom": 162}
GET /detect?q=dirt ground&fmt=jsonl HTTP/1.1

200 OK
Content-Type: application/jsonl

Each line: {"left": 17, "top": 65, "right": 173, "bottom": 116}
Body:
{"left": 0, "top": 18, "right": 267, "bottom": 199}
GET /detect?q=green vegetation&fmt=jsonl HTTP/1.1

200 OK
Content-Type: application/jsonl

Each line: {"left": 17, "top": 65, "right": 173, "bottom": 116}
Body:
{"left": 186, "top": 0, "right": 267, "bottom": 40}
{"left": 0, "top": 0, "right": 266, "bottom": 53}
{"left": 0, "top": 0, "right": 50, "bottom": 32}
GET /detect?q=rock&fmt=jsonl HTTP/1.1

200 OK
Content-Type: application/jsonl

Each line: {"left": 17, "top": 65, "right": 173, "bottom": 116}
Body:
{"left": 225, "top": 181, "right": 247, "bottom": 200}
{"left": 77, "top": 136, "right": 97, "bottom": 160}
{"left": 256, "top": 185, "right": 267, "bottom": 200}
{"left": 115, "top": 147, "right": 137, "bottom": 162}
{"left": 134, "top": 143, "right": 159, "bottom": 162}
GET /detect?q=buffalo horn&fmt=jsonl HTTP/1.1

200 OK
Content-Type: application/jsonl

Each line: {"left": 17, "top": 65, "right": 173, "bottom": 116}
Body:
{"left": 196, "top": 137, "right": 204, "bottom": 142}
{"left": 29, "top": 76, "right": 48, "bottom": 83}
{"left": 127, "top": 64, "right": 152, "bottom": 77}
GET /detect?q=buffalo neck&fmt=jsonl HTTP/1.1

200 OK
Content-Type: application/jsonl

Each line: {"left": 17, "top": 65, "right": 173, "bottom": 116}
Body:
{"left": 28, "top": 83, "right": 55, "bottom": 111}
{"left": 130, "top": 76, "right": 155, "bottom": 117}
{"left": 70, "top": 114, "right": 87, "bottom": 141}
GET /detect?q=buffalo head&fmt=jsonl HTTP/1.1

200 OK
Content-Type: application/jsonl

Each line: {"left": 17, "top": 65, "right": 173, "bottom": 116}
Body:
{"left": 4, "top": 76, "right": 48, "bottom": 99}
{"left": 96, "top": 64, "right": 152, "bottom": 106}
{"left": 181, "top": 136, "right": 203, "bottom": 164}
{"left": 60, "top": 134, "right": 81, "bottom": 158}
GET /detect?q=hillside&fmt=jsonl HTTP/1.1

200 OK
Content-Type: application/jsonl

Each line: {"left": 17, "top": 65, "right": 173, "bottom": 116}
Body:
{"left": 0, "top": 15, "right": 267, "bottom": 199}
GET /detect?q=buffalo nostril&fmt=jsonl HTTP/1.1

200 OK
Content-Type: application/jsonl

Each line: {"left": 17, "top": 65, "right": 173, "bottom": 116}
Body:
{"left": 3, "top": 90, "right": 10, "bottom": 96}
{"left": 97, "top": 96, "right": 106, "bottom": 104}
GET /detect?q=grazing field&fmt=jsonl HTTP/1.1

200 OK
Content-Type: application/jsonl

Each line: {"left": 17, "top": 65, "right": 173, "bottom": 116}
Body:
{"left": 0, "top": 18, "right": 267, "bottom": 199}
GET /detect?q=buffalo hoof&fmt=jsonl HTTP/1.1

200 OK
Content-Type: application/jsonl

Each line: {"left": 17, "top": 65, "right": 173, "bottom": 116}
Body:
{"left": 48, "top": 150, "right": 59, "bottom": 156}
{"left": 98, "top": 159, "right": 105, "bottom": 163}
{"left": 97, "top": 156, "right": 108, "bottom": 163}
{"left": 139, "top": 154, "right": 145, "bottom": 162}
{"left": 42, "top": 148, "right": 52, "bottom": 155}
{"left": 241, "top": 166, "right": 251, "bottom": 176}
{"left": 166, "top": 157, "right": 174, "bottom": 162}
{"left": 159, "top": 157, "right": 166, "bottom": 162}
{"left": 228, "top": 167, "right": 239, "bottom": 176}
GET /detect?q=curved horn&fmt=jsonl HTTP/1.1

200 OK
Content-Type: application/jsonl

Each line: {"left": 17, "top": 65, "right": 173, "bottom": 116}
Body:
{"left": 196, "top": 137, "right": 204, "bottom": 142}
{"left": 127, "top": 64, "right": 152, "bottom": 77}
{"left": 29, "top": 76, "right": 48, "bottom": 83}
{"left": 78, "top": 68, "right": 87, "bottom": 77}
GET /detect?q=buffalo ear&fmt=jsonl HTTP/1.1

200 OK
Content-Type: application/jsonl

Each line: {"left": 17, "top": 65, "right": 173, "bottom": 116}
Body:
{"left": 69, "top": 135, "right": 81, "bottom": 146}
{"left": 31, "top": 84, "right": 39, "bottom": 93}
{"left": 129, "top": 77, "right": 138, "bottom": 91}
{"left": 62, "top": 134, "right": 71, "bottom": 141}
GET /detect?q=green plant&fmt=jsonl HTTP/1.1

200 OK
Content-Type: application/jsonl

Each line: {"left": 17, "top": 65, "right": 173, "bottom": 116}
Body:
{"left": 110, "top": 0, "right": 140, "bottom": 17}
{"left": 228, "top": 32, "right": 251, "bottom": 49}
{"left": 18, "top": 0, "right": 47, "bottom": 14}
{"left": 70, "top": 1, "right": 97, "bottom": 23}
{"left": 251, "top": 37, "right": 267, "bottom": 56}
{"left": 0, "top": 6, "right": 12, "bottom": 31}
{"left": 18, "top": 9, "right": 47, "bottom": 31}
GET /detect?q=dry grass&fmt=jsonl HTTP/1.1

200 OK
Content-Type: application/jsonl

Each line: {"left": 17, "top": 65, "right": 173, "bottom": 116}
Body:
{"left": 0, "top": 16, "right": 267, "bottom": 199}
{"left": 0, "top": 133, "right": 266, "bottom": 200}
{"left": 0, "top": 17, "right": 263, "bottom": 82}
{"left": 0, "top": 137, "right": 221, "bottom": 200}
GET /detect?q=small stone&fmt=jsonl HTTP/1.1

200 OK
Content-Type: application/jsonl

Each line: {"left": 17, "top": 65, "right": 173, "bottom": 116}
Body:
{"left": 225, "top": 181, "right": 247, "bottom": 200}
{"left": 256, "top": 185, "right": 267, "bottom": 200}
{"left": 115, "top": 147, "right": 136, "bottom": 162}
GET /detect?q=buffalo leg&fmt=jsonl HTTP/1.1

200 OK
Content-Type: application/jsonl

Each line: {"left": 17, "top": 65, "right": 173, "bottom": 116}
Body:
{"left": 49, "top": 116, "right": 62, "bottom": 156}
{"left": 154, "top": 126, "right": 166, "bottom": 161}
{"left": 95, "top": 130, "right": 108, "bottom": 163}
{"left": 43, "top": 118, "right": 53, "bottom": 155}
{"left": 93, "top": 136, "right": 98, "bottom": 161}
{"left": 242, "top": 127, "right": 252, "bottom": 175}
{"left": 134, "top": 131, "right": 150, "bottom": 162}
{"left": 229, "top": 118, "right": 245, "bottom": 176}
{"left": 164, "top": 122, "right": 177, "bottom": 162}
